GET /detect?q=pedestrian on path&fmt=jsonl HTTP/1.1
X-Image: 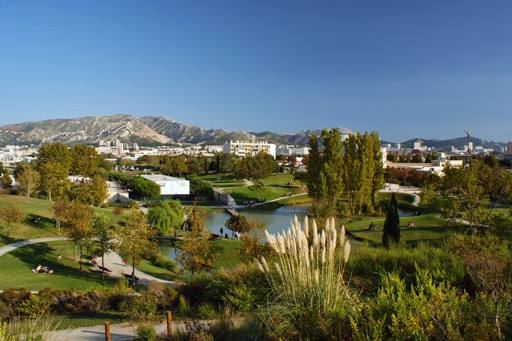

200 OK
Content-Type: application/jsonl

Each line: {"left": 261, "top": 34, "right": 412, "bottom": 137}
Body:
{"left": 58, "top": 252, "right": 62, "bottom": 261}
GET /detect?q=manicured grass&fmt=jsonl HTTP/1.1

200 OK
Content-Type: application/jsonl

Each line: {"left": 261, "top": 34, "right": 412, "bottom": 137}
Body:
{"left": 0, "top": 194, "right": 126, "bottom": 246}
{"left": 211, "top": 239, "right": 242, "bottom": 268}
{"left": 377, "top": 192, "right": 417, "bottom": 205}
{"left": 343, "top": 214, "right": 456, "bottom": 246}
{"left": 224, "top": 184, "right": 305, "bottom": 204}
{"left": 0, "top": 194, "right": 59, "bottom": 245}
{"left": 136, "top": 260, "right": 178, "bottom": 282}
{"left": 0, "top": 240, "right": 118, "bottom": 291}
{"left": 262, "top": 173, "right": 295, "bottom": 186}
{"left": 54, "top": 312, "right": 128, "bottom": 330}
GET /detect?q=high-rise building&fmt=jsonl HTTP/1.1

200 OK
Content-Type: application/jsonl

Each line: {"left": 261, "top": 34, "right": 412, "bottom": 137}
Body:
{"left": 507, "top": 141, "right": 512, "bottom": 155}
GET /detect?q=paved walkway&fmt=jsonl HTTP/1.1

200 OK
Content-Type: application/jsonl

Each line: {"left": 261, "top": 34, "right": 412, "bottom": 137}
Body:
{"left": 51, "top": 319, "right": 227, "bottom": 340}
{"left": 0, "top": 238, "right": 173, "bottom": 287}
{"left": 0, "top": 237, "right": 68, "bottom": 257}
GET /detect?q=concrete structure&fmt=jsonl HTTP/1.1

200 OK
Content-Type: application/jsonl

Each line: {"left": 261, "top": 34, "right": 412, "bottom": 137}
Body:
{"left": 223, "top": 140, "right": 277, "bottom": 158}
{"left": 141, "top": 174, "right": 190, "bottom": 195}
{"left": 508, "top": 142, "right": 512, "bottom": 155}
{"left": 276, "top": 145, "right": 309, "bottom": 156}
{"left": 387, "top": 159, "right": 463, "bottom": 176}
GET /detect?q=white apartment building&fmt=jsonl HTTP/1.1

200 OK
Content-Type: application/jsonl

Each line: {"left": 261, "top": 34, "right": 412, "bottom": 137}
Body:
{"left": 223, "top": 141, "right": 277, "bottom": 158}
{"left": 276, "top": 145, "right": 309, "bottom": 156}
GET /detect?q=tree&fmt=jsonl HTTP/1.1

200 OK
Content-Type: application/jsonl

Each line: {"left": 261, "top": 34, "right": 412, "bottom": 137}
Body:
{"left": 238, "top": 218, "right": 273, "bottom": 264}
{"left": 0, "top": 164, "right": 12, "bottom": 190}
{"left": 382, "top": 192, "right": 400, "bottom": 248}
{"left": 147, "top": 200, "right": 184, "bottom": 235}
{"left": 306, "top": 133, "right": 323, "bottom": 202}
{"left": 62, "top": 199, "right": 93, "bottom": 270}
{"left": 37, "top": 143, "right": 71, "bottom": 200}
{"left": 0, "top": 205, "right": 25, "bottom": 237}
{"left": 14, "top": 163, "right": 39, "bottom": 197}
{"left": 70, "top": 144, "right": 99, "bottom": 177}
{"left": 178, "top": 206, "right": 217, "bottom": 273}
{"left": 163, "top": 156, "right": 187, "bottom": 177}
{"left": 113, "top": 205, "right": 124, "bottom": 224}
{"left": 321, "top": 128, "right": 344, "bottom": 215}
{"left": 89, "top": 214, "right": 118, "bottom": 280}
{"left": 52, "top": 200, "right": 69, "bottom": 235}
{"left": 225, "top": 214, "right": 251, "bottom": 235}
{"left": 246, "top": 152, "right": 276, "bottom": 199}
{"left": 438, "top": 159, "right": 492, "bottom": 230}
{"left": 118, "top": 207, "right": 155, "bottom": 283}
{"left": 89, "top": 175, "right": 108, "bottom": 207}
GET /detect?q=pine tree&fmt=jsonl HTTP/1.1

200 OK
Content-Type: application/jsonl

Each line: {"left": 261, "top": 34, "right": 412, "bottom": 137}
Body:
{"left": 382, "top": 192, "right": 400, "bottom": 248}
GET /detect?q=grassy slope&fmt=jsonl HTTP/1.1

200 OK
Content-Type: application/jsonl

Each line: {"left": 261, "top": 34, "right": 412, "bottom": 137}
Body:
{"left": 343, "top": 214, "right": 457, "bottom": 246}
{"left": 0, "top": 240, "right": 118, "bottom": 291}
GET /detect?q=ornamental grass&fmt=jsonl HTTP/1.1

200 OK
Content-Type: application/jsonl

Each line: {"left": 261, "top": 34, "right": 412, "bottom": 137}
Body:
{"left": 255, "top": 216, "right": 355, "bottom": 316}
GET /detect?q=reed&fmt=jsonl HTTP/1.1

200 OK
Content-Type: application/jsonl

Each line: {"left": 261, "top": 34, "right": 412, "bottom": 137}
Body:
{"left": 255, "top": 216, "right": 355, "bottom": 316}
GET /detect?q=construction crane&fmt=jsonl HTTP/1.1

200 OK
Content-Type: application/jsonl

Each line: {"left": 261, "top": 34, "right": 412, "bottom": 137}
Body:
{"left": 0, "top": 128, "right": 27, "bottom": 158}
{"left": 465, "top": 130, "right": 471, "bottom": 162}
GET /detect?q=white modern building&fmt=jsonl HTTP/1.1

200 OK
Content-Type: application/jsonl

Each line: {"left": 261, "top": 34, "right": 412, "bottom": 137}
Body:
{"left": 142, "top": 174, "right": 190, "bottom": 195}
{"left": 276, "top": 145, "right": 309, "bottom": 156}
{"left": 223, "top": 141, "right": 277, "bottom": 158}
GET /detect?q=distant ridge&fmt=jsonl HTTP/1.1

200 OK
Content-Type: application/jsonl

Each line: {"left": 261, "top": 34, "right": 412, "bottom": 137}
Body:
{"left": 0, "top": 114, "right": 353, "bottom": 147}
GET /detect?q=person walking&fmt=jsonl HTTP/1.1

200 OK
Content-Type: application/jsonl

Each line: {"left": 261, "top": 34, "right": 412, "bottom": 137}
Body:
{"left": 57, "top": 252, "right": 62, "bottom": 261}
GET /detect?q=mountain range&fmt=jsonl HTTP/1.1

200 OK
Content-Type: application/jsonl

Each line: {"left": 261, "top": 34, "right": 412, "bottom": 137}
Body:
{"left": 0, "top": 114, "right": 505, "bottom": 151}
{"left": 0, "top": 114, "right": 353, "bottom": 147}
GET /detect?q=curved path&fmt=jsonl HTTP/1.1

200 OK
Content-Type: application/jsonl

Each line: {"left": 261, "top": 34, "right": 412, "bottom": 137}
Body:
{"left": 0, "top": 237, "right": 173, "bottom": 287}
{"left": 379, "top": 184, "right": 421, "bottom": 206}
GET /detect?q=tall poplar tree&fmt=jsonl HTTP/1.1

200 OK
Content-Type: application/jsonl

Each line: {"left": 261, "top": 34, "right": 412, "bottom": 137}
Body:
{"left": 320, "top": 128, "right": 344, "bottom": 216}
{"left": 306, "top": 134, "right": 323, "bottom": 202}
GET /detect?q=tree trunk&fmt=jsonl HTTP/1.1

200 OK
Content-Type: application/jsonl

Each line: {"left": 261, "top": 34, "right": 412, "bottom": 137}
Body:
{"left": 49, "top": 189, "right": 52, "bottom": 202}
{"left": 7, "top": 223, "right": 9, "bottom": 237}
{"left": 132, "top": 257, "right": 136, "bottom": 287}
{"left": 79, "top": 243, "right": 83, "bottom": 271}
{"left": 102, "top": 251, "right": 105, "bottom": 280}
{"left": 74, "top": 242, "right": 77, "bottom": 262}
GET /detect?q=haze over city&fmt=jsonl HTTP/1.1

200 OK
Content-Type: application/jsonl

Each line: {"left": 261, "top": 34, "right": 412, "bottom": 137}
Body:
{"left": 1, "top": 0, "right": 511, "bottom": 142}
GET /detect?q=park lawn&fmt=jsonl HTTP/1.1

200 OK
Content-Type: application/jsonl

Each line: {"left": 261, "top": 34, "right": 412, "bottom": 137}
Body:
{"left": 200, "top": 173, "right": 240, "bottom": 183}
{"left": 262, "top": 173, "right": 295, "bottom": 186}
{"left": 377, "top": 192, "right": 417, "bottom": 205}
{"left": 0, "top": 194, "right": 127, "bottom": 246}
{"left": 0, "top": 240, "right": 118, "bottom": 291}
{"left": 344, "top": 214, "right": 456, "bottom": 246}
{"left": 0, "top": 194, "right": 59, "bottom": 246}
{"left": 136, "top": 260, "right": 178, "bottom": 282}
{"left": 212, "top": 239, "right": 242, "bottom": 268}
{"left": 224, "top": 184, "right": 305, "bottom": 204}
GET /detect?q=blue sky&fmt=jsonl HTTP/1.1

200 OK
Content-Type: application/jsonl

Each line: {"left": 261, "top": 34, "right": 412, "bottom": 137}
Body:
{"left": 0, "top": 0, "right": 511, "bottom": 142}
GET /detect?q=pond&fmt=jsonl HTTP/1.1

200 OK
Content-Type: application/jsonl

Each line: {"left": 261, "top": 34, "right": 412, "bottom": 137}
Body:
{"left": 157, "top": 206, "right": 415, "bottom": 261}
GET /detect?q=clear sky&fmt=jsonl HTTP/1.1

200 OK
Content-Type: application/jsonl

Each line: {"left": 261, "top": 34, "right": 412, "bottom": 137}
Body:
{"left": 0, "top": 0, "right": 511, "bottom": 142}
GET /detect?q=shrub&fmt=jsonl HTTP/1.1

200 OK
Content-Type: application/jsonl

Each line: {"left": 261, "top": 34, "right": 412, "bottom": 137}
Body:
{"left": 147, "top": 281, "right": 179, "bottom": 310}
{"left": 119, "top": 291, "right": 158, "bottom": 321}
{"left": 136, "top": 323, "right": 158, "bottom": 340}
{"left": 178, "top": 296, "right": 192, "bottom": 316}
{"left": 16, "top": 294, "right": 51, "bottom": 319}
{"left": 98, "top": 277, "right": 134, "bottom": 310}
{"left": 148, "top": 252, "right": 180, "bottom": 273}
{"left": 197, "top": 302, "right": 218, "bottom": 319}
{"left": 350, "top": 266, "right": 469, "bottom": 340}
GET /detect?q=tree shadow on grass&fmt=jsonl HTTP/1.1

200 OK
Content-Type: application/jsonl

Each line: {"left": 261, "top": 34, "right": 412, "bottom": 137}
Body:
{"left": 24, "top": 214, "right": 59, "bottom": 235}
{"left": 0, "top": 234, "right": 21, "bottom": 246}
{"left": 8, "top": 243, "right": 117, "bottom": 286}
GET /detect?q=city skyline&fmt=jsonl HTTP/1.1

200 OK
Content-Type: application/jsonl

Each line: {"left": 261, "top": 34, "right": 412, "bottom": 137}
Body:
{"left": 1, "top": 0, "right": 511, "bottom": 143}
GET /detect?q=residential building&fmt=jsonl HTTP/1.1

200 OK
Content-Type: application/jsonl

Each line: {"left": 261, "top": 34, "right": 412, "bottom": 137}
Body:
{"left": 223, "top": 140, "right": 277, "bottom": 158}
{"left": 508, "top": 142, "right": 512, "bottom": 155}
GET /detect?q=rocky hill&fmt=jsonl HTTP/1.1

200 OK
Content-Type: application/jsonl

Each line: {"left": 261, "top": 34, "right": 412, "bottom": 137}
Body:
{"left": 0, "top": 114, "right": 353, "bottom": 147}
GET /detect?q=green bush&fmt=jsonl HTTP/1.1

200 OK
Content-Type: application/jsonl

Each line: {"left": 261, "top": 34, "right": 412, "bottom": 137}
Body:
{"left": 178, "top": 296, "right": 191, "bottom": 316}
{"left": 197, "top": 302, "right": 218, "bottom": 319}
{"left": 136, "top": 323, "right": 158, "bottom": 340}
{"left": 148, "top": 252, "right": 180, "bottom": 273}
{"left": 350, "top": 267, "right": 469, "bottom": 340}
{"left": 16, "top": 295, "right": 51, "bottom": 319}
{"left": 147, "top": 281, "right": 179, "bottom": 310}
{"left": 119, "top": 291, "right": 159, "bottom": 321}
{"left": 347, "top": 242, "right": 465, "bottom": 295}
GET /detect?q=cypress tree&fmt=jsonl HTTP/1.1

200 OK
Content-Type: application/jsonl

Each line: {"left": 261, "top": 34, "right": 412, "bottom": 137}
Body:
{"left": 382, "top": 192, "right": 400, "bottom": 248}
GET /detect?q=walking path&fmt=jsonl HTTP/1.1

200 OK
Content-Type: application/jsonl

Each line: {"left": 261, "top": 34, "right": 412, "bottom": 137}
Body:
{"left": 0, "top": 238, "right": 173, "bottom": 287}
{"left": 379, "top": 184, "right": 421, "bottom": 206}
